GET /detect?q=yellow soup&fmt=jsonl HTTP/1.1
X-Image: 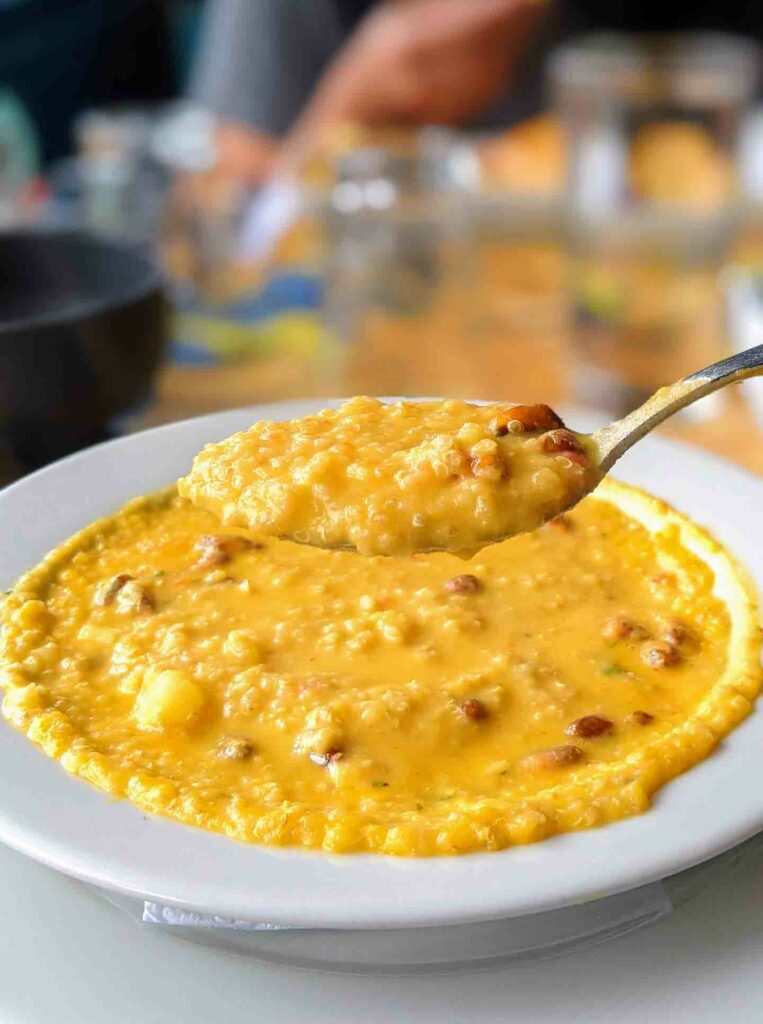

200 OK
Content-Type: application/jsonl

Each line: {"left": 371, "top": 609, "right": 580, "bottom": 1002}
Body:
{"left": 179, "top": 397, "right": 602, "bottom": 556}
{"left": 1, "top": 479, "right": 759, "bottom": 855}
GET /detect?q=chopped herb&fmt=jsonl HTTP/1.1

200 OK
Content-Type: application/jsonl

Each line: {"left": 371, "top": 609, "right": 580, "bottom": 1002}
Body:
{"left": 601, "top": 662, "right": 625, "bottom": 676}
{"left": 372, "top": 780, "right": 389, "bottom": 788}
{"left": 154, "top": 570, "right": 166, "bottom": 579}
{"left": 415, "top": 803, "right": 424, "bottom": 811}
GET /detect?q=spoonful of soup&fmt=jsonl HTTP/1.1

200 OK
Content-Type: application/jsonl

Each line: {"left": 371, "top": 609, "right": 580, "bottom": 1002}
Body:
{"left": 179, "top": 344, "right": 763, "bottom": 556}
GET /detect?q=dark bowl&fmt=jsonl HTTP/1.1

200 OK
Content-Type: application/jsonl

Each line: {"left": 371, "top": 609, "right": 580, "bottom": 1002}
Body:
{"left": 0, "top": 230, "right": 168, "bottom": 470}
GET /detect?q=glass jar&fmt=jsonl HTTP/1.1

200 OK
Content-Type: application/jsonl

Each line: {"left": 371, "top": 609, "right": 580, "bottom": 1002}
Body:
{"left": 551, "top": 32, "right": 761, "bottom": 417}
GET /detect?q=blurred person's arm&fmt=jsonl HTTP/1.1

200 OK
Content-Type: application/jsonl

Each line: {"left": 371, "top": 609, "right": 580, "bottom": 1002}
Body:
{"left": 189, "top": 0, "right": 349, "bottom": 184}
{"left": 214, "top": 122, "right": 278, "bottom": 183}
{"left": 294, "top": 0, "right": 545, "bottom": 133}
{"left": 191, "top": 0, "right": 548, "bottom": 183}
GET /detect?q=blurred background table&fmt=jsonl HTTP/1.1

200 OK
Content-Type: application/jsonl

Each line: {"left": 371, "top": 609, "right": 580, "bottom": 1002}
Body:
{"left": 3, "top": 10, "right": 763, "bottom": 487}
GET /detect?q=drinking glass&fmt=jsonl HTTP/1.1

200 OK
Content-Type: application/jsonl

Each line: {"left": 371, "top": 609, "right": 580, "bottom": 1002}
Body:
{"left": 320, "top": 129, "right": 480, "bottom": 395}
{"left": 551, "top": 33, "right": 761, "bottom": 416}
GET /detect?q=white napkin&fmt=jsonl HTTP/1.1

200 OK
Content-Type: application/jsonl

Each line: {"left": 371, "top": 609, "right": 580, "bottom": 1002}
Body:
{"left": 142, "top": 902, "right": 296, "bottom": 931}
{"left": 140, "top": 879, "right": 672, "bottom": 950}
{"left": 94, "top": 880, "right": 680, "bottom": 969}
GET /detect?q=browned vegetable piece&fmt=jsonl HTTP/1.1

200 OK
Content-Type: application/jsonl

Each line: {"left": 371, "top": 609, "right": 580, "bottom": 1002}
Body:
{"left": 547, "top": 514, "right": 573, "bottom": 531}
{"left": 308, "top": 749, "right": 343, "bottom": 767}
{"left": 627, "top": 710, "right": 655, "bottom": 726}
{"left": 460, "top": 699, "right": 488, "bottom": 720}
{"left": 560, "top": 450, "right": 589, "bottom": 469}
{"left": 641, "top": 641, "right": 681, "bottom": 669}
{"left": 218, "top": 738, "right": 254, "bottom": 761}
{"left": 490, "top": 404, "right": 565, "bottom": 435}
{"left": 113, "top": 579, "right": 154, "bottom": 614}
{"left": 540, "top": 429, "right": 584, "bottom": 454}
{"left": 195, "top": 534, "right": 260, "bottom": 568}
{"left": 520, "top": 745, "right": 583, "bottom": 772}
{"left": 444, "top": 574, "right": 482, "bottom": 595}
{"left": 94, "top": 573, "right": 133, "bottom": 607}
{"left": 602, "top": 614, "right": 649, "bottom": 644}
{"left": 661, "top": 620, "right": 692, "bottom": 647}
{"left": 566, "top": 715, "right": 614, "bottom": 739}
{"left": 470, "top": 451, "right": 506, "bottom": 480}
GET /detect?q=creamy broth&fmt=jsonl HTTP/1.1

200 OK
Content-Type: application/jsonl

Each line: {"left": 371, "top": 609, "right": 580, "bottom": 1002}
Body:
{"left": 2, "top": 480, "right": 758, "bottom": 855}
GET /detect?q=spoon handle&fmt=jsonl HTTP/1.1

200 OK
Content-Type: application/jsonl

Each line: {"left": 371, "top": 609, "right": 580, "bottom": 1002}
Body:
{"left": 594, "top": 343, "right": 763, "bottom": 473}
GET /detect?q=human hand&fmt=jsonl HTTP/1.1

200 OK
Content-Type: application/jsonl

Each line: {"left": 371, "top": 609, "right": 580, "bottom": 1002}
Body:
{"left": 311, "top": 0, "right": 547, "bottom": 126}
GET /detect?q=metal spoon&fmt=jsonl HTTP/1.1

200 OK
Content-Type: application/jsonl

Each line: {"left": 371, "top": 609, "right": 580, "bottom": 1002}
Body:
{"left": 183, "top": 348, "right": 763, "bottom": 557}
{"left": 593, "top": 343, "right": 763, "bottom": 473}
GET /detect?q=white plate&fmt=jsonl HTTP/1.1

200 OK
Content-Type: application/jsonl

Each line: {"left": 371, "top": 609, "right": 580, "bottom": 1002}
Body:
{"left": 0, "top": 400, "right": 762, "bottom": 930}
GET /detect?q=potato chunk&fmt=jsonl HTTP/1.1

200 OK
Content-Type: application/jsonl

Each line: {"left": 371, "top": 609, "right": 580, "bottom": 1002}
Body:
{"left": 134, "top": 669, "right": 205, "bottom": 730}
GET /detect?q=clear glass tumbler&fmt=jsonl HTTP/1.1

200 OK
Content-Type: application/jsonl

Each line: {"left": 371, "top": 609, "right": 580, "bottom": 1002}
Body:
{"left": 319, "top": 129, "right": 480, "bottom": 396}
{"left": 550, "top": 33, "right": 761, "bottom": 417}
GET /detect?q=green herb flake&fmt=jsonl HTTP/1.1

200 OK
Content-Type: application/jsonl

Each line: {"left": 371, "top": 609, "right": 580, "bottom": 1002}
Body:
{"left": 601, "top": 662, "right": 625, "bottom": 677}
{"left": 372, "top": 780, "right": 389, "bottom": 789}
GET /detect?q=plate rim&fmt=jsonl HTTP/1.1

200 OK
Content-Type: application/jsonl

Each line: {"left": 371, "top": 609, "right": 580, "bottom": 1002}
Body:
{"left": 1, "top": 398, "right": 762, "bottom": 930}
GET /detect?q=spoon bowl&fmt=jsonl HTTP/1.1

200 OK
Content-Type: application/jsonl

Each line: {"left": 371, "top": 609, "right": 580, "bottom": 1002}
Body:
{"left": 180, "top": 347, "right": 763, "bottom": 557}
